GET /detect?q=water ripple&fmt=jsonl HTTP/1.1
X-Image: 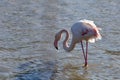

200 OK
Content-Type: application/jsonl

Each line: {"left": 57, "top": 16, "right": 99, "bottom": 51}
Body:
{"left": 14, "top": 60, "right": 57, "bottom": 80}
{"left": 105, "top": 50, "right": 120, "bottom": 55}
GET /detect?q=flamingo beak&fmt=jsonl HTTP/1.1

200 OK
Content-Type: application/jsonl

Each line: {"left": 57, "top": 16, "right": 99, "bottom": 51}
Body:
{"left": 55, "top": 46, "right": 58, "bottom": 50}
{"left": 54, "top": 40, "right": 58, "bottom": 50}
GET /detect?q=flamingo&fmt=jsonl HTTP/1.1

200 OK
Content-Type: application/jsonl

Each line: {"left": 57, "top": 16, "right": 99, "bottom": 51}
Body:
{"left": 54, "top": 19, "right": 102, "bottom": 67}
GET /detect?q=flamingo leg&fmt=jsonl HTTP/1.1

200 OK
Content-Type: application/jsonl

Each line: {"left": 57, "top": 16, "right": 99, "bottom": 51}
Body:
{"left": 80, "top": 41, "right": 86, "bottom": 65}
{"left": 85, "top": 41, "right": 88, "bottom": 67}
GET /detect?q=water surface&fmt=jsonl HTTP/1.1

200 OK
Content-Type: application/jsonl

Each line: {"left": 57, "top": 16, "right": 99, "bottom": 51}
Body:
{"left": 0, "top": 0, "right": 120, "bottom": 80}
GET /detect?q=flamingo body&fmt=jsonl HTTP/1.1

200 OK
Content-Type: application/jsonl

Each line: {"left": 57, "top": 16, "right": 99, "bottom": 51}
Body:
{"left": 54, "top": 19, "right": 102, "bottom": 67}
{"left": 71, "top": 20, "right": 101, "bottom": 43}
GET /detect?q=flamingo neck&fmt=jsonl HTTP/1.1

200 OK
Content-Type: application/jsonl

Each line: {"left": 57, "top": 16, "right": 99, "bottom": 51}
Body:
{"left": 60, "top": 29, "right": 75, "bottom": 52}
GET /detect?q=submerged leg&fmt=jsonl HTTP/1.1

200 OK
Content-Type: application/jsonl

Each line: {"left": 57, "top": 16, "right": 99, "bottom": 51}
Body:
{"left": 84, "top": 41, "right": 88, "bottom": 67}
{"left": 81, "top": 41, "right": 86, "bottom": 61}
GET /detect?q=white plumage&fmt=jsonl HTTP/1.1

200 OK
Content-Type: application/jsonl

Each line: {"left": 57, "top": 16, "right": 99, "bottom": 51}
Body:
{"left": 71, "top": 19, "right": 101, "bottom": 43}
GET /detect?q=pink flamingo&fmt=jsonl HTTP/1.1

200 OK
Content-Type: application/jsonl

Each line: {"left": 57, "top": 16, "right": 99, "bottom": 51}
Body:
{"left": 54, "top": 19, "right": 102, "bottom": 67}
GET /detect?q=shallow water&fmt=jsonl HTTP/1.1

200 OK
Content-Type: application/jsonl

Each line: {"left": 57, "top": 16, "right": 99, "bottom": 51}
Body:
{"left": 0, "top": 0, "right": 120, "bottom": 80}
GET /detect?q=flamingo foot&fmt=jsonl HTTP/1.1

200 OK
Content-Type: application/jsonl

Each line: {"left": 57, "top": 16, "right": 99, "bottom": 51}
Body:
{"left": 82, "top": 63, "right": 88, "bottom": 68}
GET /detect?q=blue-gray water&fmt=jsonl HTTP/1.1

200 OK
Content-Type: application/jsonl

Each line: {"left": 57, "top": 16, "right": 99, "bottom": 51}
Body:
{"left": 0, "top": 0, "right": 120, "bottom": 80}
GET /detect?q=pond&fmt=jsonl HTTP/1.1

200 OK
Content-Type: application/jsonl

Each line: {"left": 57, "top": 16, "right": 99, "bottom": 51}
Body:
{"left": 0, "top": 0, "right": 119, "bottom": 80}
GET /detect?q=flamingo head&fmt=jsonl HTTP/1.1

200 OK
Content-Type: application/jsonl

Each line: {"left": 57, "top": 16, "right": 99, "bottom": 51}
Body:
{"left": 54, "top": 32, "right": 61, "bottom": 50}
